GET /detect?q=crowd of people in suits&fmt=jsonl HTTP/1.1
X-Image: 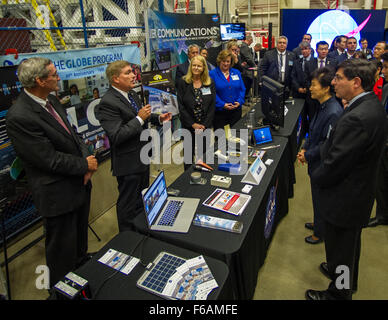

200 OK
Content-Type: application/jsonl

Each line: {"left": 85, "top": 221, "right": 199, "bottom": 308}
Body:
{"left": 5, "top": 31, "right": 388, "bottom": 301}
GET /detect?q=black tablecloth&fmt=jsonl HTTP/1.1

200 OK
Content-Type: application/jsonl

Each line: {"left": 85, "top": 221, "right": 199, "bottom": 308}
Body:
{"left": 133, "top": 135, "right": 289, "bottom": 299}
{"left": 74, "top": 231, "right": 232, "bottom": 300}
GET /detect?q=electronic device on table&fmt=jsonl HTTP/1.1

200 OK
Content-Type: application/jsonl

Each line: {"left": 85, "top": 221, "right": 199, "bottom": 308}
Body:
{"left": 261, "top": 75, "right": 285, "bottom": 129}
{"left": 252, "top": 125, "right": 273, "bottom": 146}
{"left": 220, "top": 23, "right": 246, "bottom": 41}
{"left": 137, "top": 252, "right": 186, "bottom": 299}
{"left": 142, "top": 170, "right": 199, "bottom": 233}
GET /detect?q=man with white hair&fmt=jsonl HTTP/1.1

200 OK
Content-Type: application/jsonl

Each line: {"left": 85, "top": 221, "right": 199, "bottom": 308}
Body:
{"left": 259, "top": 35, "right": 295, "bottom": 92}
{"left": 6, "top": 57, "right": 98, "bottom": 288}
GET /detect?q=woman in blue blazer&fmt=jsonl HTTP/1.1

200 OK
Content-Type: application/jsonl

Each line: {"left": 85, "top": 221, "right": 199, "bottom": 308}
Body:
{"left": 209, "top": 49, "right": 245, "bottom": 129}
{"left": 297, "top": 67, "right": 343, "bottom": 244}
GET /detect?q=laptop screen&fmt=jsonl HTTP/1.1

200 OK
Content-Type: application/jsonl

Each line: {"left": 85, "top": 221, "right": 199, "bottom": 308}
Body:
{"left": 253, "top": 126, "right": 273, "bottom": 145}
{"left": 143, "top": 171, "right": 168, "bottom": 226}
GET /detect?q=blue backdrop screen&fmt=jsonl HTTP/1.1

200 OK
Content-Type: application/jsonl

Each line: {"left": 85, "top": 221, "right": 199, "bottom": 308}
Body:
{"left": 281, "top": 9, "right": 386, "bottom": 53}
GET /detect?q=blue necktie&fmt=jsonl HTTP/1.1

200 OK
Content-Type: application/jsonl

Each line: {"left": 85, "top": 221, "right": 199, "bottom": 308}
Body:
{"left": 127, "top": 92, "right": 139, "bottom": 113}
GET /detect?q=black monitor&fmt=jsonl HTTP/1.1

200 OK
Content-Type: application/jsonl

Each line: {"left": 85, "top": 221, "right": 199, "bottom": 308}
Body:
{"left": 155, "top": 49, "right": 171, "bottom": 70}
{"left": 261, "top": 75, "right": 285, "bottom": 129}
{"left": 220, "top": 23, "right": 246, "bottom": 41}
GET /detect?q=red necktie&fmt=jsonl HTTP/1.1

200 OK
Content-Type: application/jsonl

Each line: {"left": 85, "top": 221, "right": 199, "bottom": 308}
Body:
{"left": 46, "top": 101, "right": 71, "bottom": 134}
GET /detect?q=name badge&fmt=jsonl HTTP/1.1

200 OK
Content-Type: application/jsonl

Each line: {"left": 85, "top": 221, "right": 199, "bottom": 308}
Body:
{"left": 288, "top": 60, "right": 293, "bottom": 66}
{"left": 231, "top": 74, "right": 240, "bottom": 81}
{"left": 201, "top": 87, "right": 211, "bottom": 95}
{"left": 367, "top": 54, "right": 372, "bottom": 60}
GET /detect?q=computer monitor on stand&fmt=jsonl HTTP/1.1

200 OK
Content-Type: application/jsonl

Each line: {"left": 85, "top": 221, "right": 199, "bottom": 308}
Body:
{"left": 260, "top": 75, "right": 285, "bottom": 131}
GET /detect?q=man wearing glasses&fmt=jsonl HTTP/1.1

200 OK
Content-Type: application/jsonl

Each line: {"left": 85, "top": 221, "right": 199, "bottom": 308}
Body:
{"left": 6, "top": 57, "right": 98, "bottom": 288}
{"left": 306, "top": 59, "right": 387, "bottom": 300}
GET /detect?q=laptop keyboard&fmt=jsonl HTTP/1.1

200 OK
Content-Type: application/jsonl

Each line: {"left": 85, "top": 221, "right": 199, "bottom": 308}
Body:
{"left": 158, "top": 200, "right": 184, "bottom": 226}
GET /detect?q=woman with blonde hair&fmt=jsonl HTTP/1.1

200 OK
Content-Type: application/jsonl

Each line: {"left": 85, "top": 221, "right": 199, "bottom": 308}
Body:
{"left": 176, "top": 54, "right": 216, "bottom": 170}
{"left": 209, "top": 49, "right": 245, "bottom": 129}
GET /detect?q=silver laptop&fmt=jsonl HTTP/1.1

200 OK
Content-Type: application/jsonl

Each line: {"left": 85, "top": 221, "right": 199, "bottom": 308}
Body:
{"left": 142, "top": 171, "right": 199, "bottom": 233}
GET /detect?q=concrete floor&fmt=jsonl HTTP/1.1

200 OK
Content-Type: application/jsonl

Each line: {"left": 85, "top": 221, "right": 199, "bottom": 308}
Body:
{"left": 1, "top": 124, "right": 388, "bottom": 300}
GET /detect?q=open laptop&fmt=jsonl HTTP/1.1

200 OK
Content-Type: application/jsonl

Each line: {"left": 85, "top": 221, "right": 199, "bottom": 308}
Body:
{"left": 142, "top": 171, "right": 199, "bottom": 233}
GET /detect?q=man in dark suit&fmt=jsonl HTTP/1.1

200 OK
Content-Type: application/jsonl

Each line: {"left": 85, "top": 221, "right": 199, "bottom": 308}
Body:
{"left": 292, "top": 33, "right": 315, "bottom": 59}
{"left": 368, "top": 52, "right": 388, "bottom": 227}
{"left": 291, "top": 41, "right": 311, "bottom": 98}
{"left": 336, "top": 37, "right": 358, "bottom": 63}
{"left": 306, "top": 59, "right": 387, "bottom": 300}
{"left": 96, "top": 60, "right": 171, "bottom": 233}
{"left": 259, "top": 35, "right": 295, "bottom": 93}
{"left": 305, "top": 41, "right": 337, "bottom": 80}
{"left": 6, "top": 57, "right": 98, "bottom": 287}
{"left": 327, "top": 35, "right": 347, "bottom": 62}
{"left": 175, "top": 44, "right": 200, "bottom": 80}
{"left": 359, "top": 38, "right": 373, "bottom": 60}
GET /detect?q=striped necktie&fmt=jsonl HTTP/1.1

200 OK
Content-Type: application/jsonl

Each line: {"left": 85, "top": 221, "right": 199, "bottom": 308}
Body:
{"left": 46, "top": 101, "right": 70, "bottom": 134}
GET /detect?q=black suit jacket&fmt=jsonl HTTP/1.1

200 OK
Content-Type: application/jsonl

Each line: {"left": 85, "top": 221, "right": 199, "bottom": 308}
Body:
{"left": 311, "top": 93, "right": 388, "bottom": 228}
{"left": 96, "top": 87, "right": 159, "bottom": 177}
{"left": 290, "top": 57, "right": 309, "bottom": 97}
{"left": 304, "top": 57, "right": 337, "bottom": 87}
{"left": 259, "top": 49, "right": 295, "bottom": 88}
{"left": 6, "top": 91, "right": 91, "bottom": 218}
{"left": 176, "top": 78, "right": 216, "bottom": 130}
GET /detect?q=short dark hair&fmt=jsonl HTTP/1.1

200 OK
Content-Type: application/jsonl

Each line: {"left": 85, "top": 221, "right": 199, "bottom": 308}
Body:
{"left": 359, "top": 38, "right": 368, "bottom": 45}
{"left": 311, "top": 67, "right": 335, "bottom": 89}
{"left": 381, "top": 52, "right": 388, "bottom": 61}
{"left": 316, "top": 41, "right": 329, "bottom": 50}
{"left": 338, "top": 59, "right": 375, "bottom": 91}
{"left": 336, "top": 35, "right": 347, "bottom": 44}
{"left": 376, "top": 41, "right": 388, "bottom": 50}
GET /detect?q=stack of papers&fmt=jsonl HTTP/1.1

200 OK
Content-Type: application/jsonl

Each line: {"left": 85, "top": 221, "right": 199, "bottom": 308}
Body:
{"left": 162, "top": 256, "right": 218, "bottom": 300}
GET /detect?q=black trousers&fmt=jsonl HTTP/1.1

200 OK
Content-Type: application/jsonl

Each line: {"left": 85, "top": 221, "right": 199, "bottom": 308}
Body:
{"left": 213, "top": 109, "right": 242, "bottom": 131}
{"left": 376, "top": 154, "right": 388, "bottom": 221}
{"left": 324, "top": 220, "right": 361, "bottom": 300}
{"left": 116, "top": 168, "right": 149, "bottom": 232}
{"left": 310, "top": 179, "right": 325, "bottom": 239}
{"left": 44, "top": 187, "right": 91, "bottom": 288}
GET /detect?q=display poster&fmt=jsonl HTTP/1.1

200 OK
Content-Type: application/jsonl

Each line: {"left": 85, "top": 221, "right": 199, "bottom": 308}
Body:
{"left": 0, "top": 65, "right": 22, "bottom": 183}
{"left": 147, "top": 10, "right": 222, "bottom": 70}
{"left": 141, "top": 69, "right": 178, "bottom": 116}
{"left": 1, "top": 44, "right": 142, "bottom": 163}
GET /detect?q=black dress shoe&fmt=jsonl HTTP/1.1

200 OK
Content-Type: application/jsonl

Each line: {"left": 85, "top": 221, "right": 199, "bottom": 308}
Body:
{"left": 368, "top": 217, "right": 388, "bottom": 227}
{"left": 305, "top": 289, "right": 332, "bottom": 300}
{"left": 305, "top": 235, "right": 323, "bottom": 244}
{"left": 305, "top": 222, "right": 314, "bottom": 231}
{"left": 319, "top": 262, "right": 332, "bottom": 280}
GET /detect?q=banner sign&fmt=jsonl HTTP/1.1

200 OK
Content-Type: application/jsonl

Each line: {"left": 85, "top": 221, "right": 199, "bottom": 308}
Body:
{"left": 0, "top": 65, "right": 21, "bottom": 178}
{"left": 141, "top": 69, "right": 179, "bottom": 116}
{"left": 147, "top": 10, "right": 222, "bottom": 68}
{"left": 0, "top": 44, "right": 140, "bottom": 79}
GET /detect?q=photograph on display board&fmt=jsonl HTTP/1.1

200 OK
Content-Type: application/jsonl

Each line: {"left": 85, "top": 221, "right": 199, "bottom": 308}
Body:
{"left": 141, "top": 69, "right": 179, "bottom": 116}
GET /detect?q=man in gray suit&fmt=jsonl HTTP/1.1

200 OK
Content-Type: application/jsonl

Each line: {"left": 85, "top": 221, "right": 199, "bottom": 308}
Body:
{"left": 96, "top": 60, "right": 171, "bottom": 232}
{"left": 368, "top": 52, "right": 388, "bottom": 227}
{"left": 6, "top": 57, "right": 98, "bottom": 287}
{"left": 306, "top": 59, "right": 387, "bottom": 300}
